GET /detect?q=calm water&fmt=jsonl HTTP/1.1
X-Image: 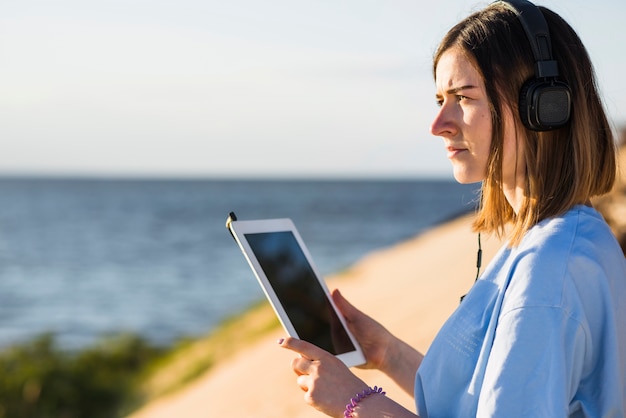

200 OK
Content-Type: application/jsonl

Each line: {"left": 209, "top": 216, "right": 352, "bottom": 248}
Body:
{"left": 0, "top": 178, "right": 479, "bottom": 350}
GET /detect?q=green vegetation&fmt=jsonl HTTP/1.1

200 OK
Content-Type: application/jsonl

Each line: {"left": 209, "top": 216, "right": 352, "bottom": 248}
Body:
{"left": 0, "top": 333, "right": 163, "bottom": 418}
{"left": 0, "top": 301, "right": 279, "bottom": 418}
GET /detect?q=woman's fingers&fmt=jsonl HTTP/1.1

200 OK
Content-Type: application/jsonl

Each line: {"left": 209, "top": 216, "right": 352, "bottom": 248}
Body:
{"left": 279, "top": 335, "right": 368, "bottom": 417}
{"left": 292, "top": 356, "right": 314, "bottom": 376}
{"left": 279, "top": 336, "right": 328, "bottom": 361}
{"left": 296, "top": 374, "right": 309, "bottom": 392}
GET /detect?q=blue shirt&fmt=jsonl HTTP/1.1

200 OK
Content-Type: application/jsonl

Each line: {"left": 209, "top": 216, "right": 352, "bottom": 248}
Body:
{"left": 414, "top": 206, "right": 626, "bottom": 417}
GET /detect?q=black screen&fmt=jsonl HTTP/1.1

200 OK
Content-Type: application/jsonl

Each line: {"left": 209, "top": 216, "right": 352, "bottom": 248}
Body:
{"left": 245, "top": 231, "right": 356, "bottom": 355}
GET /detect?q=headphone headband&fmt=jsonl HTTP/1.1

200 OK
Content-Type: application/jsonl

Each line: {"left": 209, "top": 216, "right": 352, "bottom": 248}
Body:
{"left": 502, "top": 0, "right": 558, "bottom": 78}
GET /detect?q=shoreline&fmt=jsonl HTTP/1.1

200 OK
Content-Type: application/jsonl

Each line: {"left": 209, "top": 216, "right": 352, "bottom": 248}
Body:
{"left": 127, "top": 213, "right": 506, "bottom": 418}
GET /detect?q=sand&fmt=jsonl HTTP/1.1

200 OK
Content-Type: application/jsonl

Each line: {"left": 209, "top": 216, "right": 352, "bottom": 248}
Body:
{"left": 127, "top": 213, "right": 506, "bottom": 418}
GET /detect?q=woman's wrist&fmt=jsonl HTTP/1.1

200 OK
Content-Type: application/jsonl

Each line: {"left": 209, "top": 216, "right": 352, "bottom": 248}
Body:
{"left": 342, "top": 387, "right": 419, "bottom": 418}
{"left": 344, "top": 386, "right": 386, "bottom": 417}
{"left": 378, "top": 336, "right": 423, "bottom": 395}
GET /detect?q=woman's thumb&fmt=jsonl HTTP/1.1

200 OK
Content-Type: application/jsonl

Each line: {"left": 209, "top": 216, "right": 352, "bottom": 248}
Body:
{"left": 332, "top": 289, "right": 358, "bottom": 320}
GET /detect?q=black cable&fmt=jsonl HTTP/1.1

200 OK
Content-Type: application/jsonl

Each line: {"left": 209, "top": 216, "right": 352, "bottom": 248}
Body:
{"left": 475, "top": 232, "right": 483, "bottom": 281}
{"left": 460, "top": 232, "right": 482, "bottom": 303}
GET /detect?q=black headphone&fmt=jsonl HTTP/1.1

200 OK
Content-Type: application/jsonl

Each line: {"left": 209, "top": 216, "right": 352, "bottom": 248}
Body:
{"left": 501, "top": 0, "right": 572, "bottom": 131}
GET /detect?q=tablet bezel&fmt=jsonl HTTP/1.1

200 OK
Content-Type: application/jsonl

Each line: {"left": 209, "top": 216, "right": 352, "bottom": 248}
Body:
{"left": 227, "top": 216, "right": 365, "bottom": 368}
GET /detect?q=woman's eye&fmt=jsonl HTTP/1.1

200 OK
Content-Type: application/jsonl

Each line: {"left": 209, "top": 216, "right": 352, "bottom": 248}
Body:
{"left": 435, "top": 94, "right": 470, "bottom": 107}
{"left": 456, "top": 94, "right": 472, "bottom": 102}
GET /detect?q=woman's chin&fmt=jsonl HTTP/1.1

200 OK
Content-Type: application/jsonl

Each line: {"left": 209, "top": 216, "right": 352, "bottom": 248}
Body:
{"left": 452, "top": 170, "right": 484, "bottom": 185}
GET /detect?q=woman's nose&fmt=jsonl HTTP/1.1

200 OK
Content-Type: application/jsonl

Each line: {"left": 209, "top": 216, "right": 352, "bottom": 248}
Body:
{"left": 430, "top": 103, "right": 456, "bottom": 138}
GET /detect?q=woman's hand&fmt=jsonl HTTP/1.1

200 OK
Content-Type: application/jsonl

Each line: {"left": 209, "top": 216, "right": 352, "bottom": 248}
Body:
{"left": 279, "top": 337, "right": 368, "bottom": 417}
{"left": 331, "top": 289, "right": 395, "bottom": 371}
{"left": 333, "top": 289, "right": 424, "bottom": 395}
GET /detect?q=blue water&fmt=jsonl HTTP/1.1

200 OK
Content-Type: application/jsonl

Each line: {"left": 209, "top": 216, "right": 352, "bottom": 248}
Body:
{"left": 0, "top": 178, "right": 479, "bottom": 350}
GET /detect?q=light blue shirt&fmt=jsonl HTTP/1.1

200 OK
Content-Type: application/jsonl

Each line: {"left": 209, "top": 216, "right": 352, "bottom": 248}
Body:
{"left": 414, "top": 206, "right": 626, "bottom": 417}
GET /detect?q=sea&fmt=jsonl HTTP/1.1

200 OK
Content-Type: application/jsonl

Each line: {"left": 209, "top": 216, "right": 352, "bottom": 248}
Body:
{"left": 0, "top": 177, "right": 480, "bottom": 351}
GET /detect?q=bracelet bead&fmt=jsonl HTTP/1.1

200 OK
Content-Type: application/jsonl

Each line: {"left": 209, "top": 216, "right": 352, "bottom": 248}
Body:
{"left": 344, "top": 386, "right": 386, "bottom": 417}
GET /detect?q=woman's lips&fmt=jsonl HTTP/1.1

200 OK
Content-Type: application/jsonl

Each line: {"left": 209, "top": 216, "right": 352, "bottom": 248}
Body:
{"left": 446, "top": 146, "right": 468, "bottom": 159}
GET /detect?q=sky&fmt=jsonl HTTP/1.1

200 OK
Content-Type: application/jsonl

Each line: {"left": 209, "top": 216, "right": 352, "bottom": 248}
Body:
{"left": 1, "top": 0, "right": 625, "bottom": 179}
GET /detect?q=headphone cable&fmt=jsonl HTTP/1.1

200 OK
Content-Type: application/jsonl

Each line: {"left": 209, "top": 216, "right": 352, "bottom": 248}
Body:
{"left": 475, "top": 232, "right": 483, "bottom": 281}
{"left": 461, "top": 232, "right": 482, "bottom": 303}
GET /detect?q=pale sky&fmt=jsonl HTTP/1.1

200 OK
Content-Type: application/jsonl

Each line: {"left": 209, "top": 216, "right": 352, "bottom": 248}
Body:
{"left": 1, "top": 0, "right": 624, "bottom": 178}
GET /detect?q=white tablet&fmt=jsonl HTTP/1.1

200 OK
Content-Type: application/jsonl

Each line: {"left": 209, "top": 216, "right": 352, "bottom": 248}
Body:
{"left": 226, "top": 212, "right": 365, "bottom": 367}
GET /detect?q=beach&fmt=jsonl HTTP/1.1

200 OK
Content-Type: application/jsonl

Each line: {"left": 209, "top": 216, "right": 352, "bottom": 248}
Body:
{"left": 127, "top": 213, "right": 506, "bottom": 418}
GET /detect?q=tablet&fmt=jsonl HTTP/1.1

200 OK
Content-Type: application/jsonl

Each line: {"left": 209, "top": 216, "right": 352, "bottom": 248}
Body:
{"left": 226, "top": 212, "right": 365, "bottom": 367}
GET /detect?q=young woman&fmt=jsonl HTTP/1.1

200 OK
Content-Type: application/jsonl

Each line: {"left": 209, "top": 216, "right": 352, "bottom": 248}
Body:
{"left": 279, "top": 1, "right": 626, "bottom": 417}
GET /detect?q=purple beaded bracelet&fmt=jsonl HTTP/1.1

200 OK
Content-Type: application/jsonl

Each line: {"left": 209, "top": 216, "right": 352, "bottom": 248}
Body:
{"left": 344, "top": 386, "right": 386, "bottom": 417}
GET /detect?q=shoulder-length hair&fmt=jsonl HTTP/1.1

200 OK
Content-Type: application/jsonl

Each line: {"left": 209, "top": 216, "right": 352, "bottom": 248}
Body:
{"left": 433, "top": 2, "right": 617, "bottom": 245}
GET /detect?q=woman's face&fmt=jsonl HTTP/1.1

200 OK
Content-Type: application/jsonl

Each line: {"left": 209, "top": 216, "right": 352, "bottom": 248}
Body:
{"left": 431, "top": 47, "right": 523, "bottom": 188}
{"left": 431, "top": 47, "right": 492, "bottom": 184}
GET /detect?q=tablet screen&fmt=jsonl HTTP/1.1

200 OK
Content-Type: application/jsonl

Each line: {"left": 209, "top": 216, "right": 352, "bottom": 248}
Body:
{"left": 244, "top": 231, "right": 356, "bottom": 355}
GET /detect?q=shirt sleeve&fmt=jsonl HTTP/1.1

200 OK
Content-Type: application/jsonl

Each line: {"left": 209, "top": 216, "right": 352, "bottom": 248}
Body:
{"left": 477, "top": 306, "right": 587, "bottom": 417}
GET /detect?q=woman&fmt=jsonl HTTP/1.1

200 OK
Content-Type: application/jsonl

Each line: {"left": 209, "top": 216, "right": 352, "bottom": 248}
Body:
{"left": 279, "top": 1, "right": 626, "bottom": 417}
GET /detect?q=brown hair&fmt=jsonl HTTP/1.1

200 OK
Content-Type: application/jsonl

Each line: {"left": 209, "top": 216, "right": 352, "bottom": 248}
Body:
{"left": 434, "top": 2, "right": 617, "bottom": 245}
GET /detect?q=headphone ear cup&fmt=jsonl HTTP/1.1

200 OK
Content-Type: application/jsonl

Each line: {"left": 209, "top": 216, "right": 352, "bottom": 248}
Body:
{"left": 518, "top": 79, "right": 537, "bottom": 130}
{"left": 518, "top": 78, "right": 572, "bottom": 131}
